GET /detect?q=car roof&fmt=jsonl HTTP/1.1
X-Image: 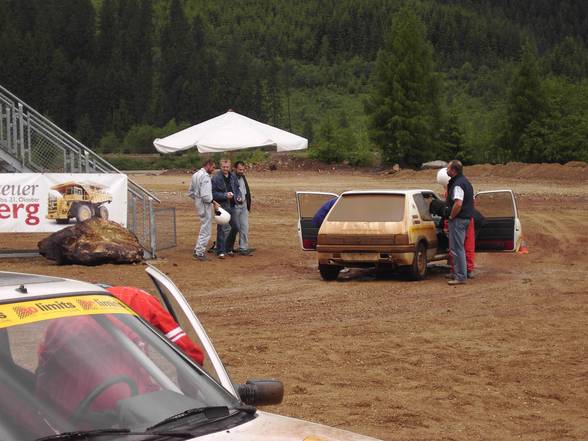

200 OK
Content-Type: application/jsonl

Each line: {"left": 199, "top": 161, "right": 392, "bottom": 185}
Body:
{"left": 0, "top": 271, "right": 107, "bottom": 302}
{"left": 340, "top": 189, "right": 436, "bottom": 196}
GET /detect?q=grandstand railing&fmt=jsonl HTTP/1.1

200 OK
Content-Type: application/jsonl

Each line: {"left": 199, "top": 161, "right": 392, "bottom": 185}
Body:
{"left": 0, "top": 84, "right": 176, "bottom": 257}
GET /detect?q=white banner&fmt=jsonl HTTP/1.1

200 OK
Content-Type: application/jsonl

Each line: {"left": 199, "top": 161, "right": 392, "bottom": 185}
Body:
{"left": 0, "top": 173, "right": 127, "bottom": 233}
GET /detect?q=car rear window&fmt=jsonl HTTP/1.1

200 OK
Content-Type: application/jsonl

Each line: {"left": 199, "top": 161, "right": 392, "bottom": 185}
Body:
{"left": 327, "top": 194, "right": 405, "bottom": 222}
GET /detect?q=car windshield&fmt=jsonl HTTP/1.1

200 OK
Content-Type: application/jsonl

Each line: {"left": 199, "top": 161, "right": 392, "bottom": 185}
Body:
{"left": 0, "top": 294, "right": 240, "bottom": 440}
{"left": 326, "top": 193, "right": 405, "bottom": 222}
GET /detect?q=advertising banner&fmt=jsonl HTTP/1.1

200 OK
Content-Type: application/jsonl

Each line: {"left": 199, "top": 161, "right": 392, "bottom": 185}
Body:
{"left": 0, "top": 295, "right": 137, "bottom": 329}
{"left": 0, "top": 173, "right": 127, "bottom": 233}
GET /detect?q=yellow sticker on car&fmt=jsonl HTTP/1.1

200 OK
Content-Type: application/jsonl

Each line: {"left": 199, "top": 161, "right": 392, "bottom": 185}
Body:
{"left": 0, "top": 295, "right": 137, "bottom": 328}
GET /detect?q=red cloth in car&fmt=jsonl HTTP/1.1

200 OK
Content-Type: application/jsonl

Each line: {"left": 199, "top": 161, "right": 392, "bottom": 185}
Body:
{"left": 106, "top": 286, "right": 205, "bottom": 366}
{"left": 36, "top": 316, "right": 159, "bottom": 418}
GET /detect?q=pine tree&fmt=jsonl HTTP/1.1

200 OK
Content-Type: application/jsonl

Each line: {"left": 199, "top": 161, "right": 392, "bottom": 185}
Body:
{"left": 365, "top": 4, "right": 443, "bottom": 167}
{"left": 546, "top": 36, "right": 588, "bottom": 82}
{"left": 158, "top": 0, "right": 191, "bottom": 124}
{"left": 502, "top": 40, "right": 548, "bottom": 161}
{"left": 97, "top": 0, "right": 117, "bottom": 65}
{"left": 180, "top": 14, "right": 213, "bottom": 123}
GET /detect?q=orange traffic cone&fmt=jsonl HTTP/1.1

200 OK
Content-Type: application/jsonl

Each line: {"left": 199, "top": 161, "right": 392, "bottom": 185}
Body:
{"left": 517, "top": 235, "right": 529, "bottom": 254}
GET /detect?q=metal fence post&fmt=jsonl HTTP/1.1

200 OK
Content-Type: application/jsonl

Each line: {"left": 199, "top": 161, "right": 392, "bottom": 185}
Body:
{"left": 17, "top": 103, "right": 24, "bottom": 166}
{"left": 129, "top": 195, "right": 137, "bottom": 233}
{"left": 9, "top": 103, "right": 16, "bottom": 162}
{"left": 148, "top": 197, "right": 157, "bottom": 259}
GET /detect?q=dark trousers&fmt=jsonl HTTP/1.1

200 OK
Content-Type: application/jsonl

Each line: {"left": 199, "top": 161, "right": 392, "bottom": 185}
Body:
{"left": 216, "top": 206, "right": 238, "bottom": 253}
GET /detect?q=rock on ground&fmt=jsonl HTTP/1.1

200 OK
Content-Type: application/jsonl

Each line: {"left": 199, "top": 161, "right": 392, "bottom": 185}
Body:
{"left": 38, "top": 218, "right": 143, "bottom": 265}
{"left": 421, "top": 160, "right": 448, "bottom": 169}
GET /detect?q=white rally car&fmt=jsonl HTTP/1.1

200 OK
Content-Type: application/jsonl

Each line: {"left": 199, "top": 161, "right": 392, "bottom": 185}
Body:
{"left": 0, "top": 266, "right": 379, "bottom": 441}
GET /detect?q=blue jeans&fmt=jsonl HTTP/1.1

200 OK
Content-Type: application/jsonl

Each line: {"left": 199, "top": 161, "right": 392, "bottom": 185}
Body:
{"left": 228, "top": 204, "right": 249, "bottom": 251}
{"left": 449, "top": 217, "right": 470, "bottom": 282}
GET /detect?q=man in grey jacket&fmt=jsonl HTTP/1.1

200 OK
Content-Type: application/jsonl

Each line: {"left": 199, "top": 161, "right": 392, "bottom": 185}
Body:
{"left": 188, "top": 159, "right": 218, "bottom": 261}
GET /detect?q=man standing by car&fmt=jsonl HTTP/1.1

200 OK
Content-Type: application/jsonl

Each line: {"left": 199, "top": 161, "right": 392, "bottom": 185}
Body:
{"left": 212, "top": 159, "right": 240, "bottom": 258}
{"left": 226, "top": 161, "right": 254, "bottom": 255}
{"left": 188, "top": 159, "right": 218, "bottom": 261}
{"left": 446, "top": 159, "right": 474, "bottom": 285}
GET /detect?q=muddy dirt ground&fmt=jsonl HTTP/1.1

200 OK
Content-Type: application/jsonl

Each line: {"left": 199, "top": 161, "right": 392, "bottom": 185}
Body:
{"left": 1, "top": 164, "right": 587, "bottom": 440}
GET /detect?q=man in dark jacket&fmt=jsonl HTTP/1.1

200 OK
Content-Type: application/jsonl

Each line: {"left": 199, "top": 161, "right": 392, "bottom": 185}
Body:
{"left": 226, "top": 161, "right": 253, "bottom": 255}
{"left": 446, "top": 159, "right": 474, "bottom": 285}
{"left": 211, "top": 159, "right": 241, "bottom": 258}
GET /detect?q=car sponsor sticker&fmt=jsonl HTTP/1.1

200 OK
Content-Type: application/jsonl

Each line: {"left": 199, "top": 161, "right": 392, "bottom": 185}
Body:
{"left": 0, "top": 295, "right": 137, "bottom": 328}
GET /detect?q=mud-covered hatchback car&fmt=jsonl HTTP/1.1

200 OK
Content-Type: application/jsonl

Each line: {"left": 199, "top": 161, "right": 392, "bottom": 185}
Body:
{"left": 297, "top": 189, "right": 522, "bottom": 280}
{"left": 0, "top": 266, "right": 380, "bottom": 441}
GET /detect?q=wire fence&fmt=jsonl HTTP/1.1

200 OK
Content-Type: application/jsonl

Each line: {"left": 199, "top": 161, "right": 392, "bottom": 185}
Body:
{"left": 153, "top": 208, "right": 177, "bottom": 252}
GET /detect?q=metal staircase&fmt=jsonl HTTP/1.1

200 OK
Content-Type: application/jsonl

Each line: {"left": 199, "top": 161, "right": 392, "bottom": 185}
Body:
{"left": 0, "top": 84, "right": 175, "bottom": 257}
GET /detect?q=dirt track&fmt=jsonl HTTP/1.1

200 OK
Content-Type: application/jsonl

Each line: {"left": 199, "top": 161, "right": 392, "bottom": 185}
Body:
{"left": 1, "top": 164, "right": 588, "bottom": 440}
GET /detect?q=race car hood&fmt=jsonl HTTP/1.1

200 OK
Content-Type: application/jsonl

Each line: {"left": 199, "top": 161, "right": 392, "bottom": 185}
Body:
{"left": 198, "top": 411, "right": 381, "bottom": 441}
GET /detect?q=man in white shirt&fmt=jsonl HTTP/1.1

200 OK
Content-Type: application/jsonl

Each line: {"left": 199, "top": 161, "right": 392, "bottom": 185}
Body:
{"left": 188, "top": 159, "right": 218, "bottom": 261}
{"left": 446, "top": 160, "right": 474, "bottom": 285}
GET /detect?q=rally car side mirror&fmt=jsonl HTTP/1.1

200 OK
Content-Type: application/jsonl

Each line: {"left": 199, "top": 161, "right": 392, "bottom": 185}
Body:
{"left": 237, "top": 379, "right": 284, "bottom": 406}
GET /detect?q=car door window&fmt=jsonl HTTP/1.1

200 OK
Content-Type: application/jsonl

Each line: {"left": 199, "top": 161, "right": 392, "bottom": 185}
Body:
{"left": 145, "top": 266, "right": 237, "bottom": 397}
{"left": 413, "top": 193, "right": 433, "bottom": 221}
{"left": 146, "top": 279, "right": 220, "bottom": 383}
{"left": 295, "top": 192, "right": 338, "bottom": 250}
{"left": 476, "top": 191, "right": 516, "bottom": 217}
{"left": 474, "top": 190, "right": 519, "bottom": 251}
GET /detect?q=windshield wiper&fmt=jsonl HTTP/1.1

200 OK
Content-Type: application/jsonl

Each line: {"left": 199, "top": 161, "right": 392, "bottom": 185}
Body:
{"left": 36, "top": 428, "right": 193, "bottom": 440}
{"left": 147, "top": 405, "right": 256, "bottom": 431}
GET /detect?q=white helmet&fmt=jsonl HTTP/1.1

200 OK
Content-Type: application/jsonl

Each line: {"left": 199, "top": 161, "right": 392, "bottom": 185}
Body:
{"left": 214, "top": 206, "right": 231, "bottom": 224}
{"left": 436, "top": 167, "right": 450, "bottom": 186}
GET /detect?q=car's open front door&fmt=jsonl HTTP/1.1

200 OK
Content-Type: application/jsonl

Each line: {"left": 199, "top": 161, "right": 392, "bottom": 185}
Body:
{"left": 296, "top": 191, "right": 338, "bottom": 250}
{"left": 475, "top": 190, "right": 521, "bottom": 252}
{"left": 144, "top": 265, "right": 238, "bottom": 398}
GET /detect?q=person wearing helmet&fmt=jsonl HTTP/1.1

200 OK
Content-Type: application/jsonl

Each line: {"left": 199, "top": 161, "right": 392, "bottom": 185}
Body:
{"left": 188, "top": 159, "right": 218, "bottom": 262}
{"left": 211, "top": 159, "right": 241, "bottom": 259}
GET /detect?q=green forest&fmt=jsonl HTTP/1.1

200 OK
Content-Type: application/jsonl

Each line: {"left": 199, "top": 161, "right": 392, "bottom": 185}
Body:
{"left": 1, "top": 0, "right": 587, "bottom": 167}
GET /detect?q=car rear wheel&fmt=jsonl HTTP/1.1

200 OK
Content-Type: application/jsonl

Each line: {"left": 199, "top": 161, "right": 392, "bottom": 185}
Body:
{"left": 410, "top": 242, "right": 427, "bottom": 281}
{"left": 319, "top": 264, "right": 340, "bottom": 281}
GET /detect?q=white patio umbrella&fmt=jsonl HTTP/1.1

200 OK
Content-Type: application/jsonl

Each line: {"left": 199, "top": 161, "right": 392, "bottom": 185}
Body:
{"left": 153, "top": 110, "right": 307, "bottom": 153}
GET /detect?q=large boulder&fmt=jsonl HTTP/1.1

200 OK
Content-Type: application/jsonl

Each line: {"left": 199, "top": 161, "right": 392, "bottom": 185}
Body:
{"left": 421, "top": 160, "right": 448, "bottom": 170}
{"left": 38, "top": 218, "right": 143, "bottom": 265}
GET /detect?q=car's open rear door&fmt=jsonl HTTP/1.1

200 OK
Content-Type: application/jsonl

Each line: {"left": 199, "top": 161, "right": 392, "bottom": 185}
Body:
{"left": 475, "top": 190, "right": 521, "bottom": 251}
{"left": 145, "top": 265, "right": 238, "bottom": 398}
{"left": 296, "top": 192, "right": 338, "bottom": 250}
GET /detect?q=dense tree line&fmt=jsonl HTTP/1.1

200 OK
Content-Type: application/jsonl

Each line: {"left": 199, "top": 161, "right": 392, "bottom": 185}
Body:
{"left": 0, "top": 0, "right": 586, "bottom": 164}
